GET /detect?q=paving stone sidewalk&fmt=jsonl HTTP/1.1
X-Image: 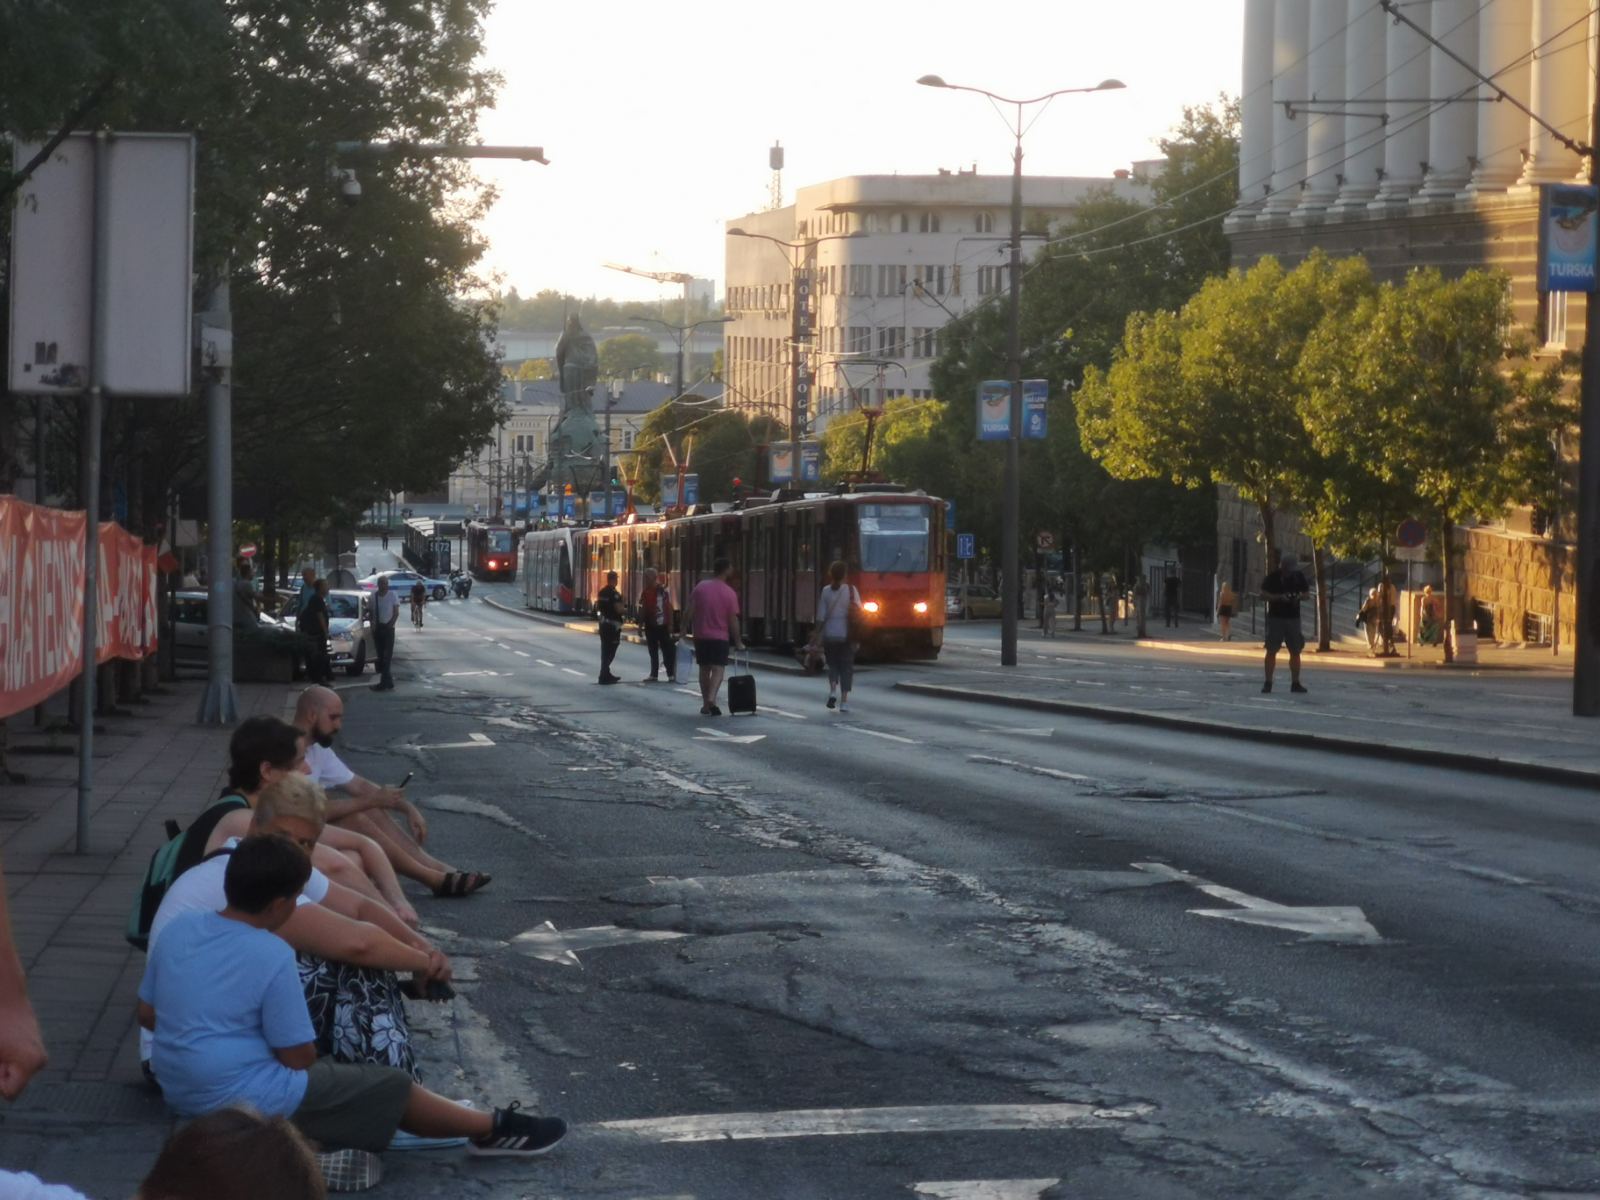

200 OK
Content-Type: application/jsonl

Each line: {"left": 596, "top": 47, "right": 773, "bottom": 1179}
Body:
{"left": 915, "top": 622, "right": 1598, "bottom": 784}
{"left": 0, "top": 679, "right": 294, "bottom": 1195}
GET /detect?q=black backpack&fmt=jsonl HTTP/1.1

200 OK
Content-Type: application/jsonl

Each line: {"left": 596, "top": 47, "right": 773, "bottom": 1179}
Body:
{"left": 124, "top": 794, "right": 249, "bottom": 950}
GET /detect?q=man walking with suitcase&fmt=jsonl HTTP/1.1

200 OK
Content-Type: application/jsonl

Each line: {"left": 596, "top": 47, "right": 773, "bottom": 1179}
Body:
{"left": 684, "top": 558, "right": 743, "bottom": 716}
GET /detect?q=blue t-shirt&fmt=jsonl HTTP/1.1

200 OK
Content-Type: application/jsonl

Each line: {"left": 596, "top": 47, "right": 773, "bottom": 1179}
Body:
{"left": 138, "top": 910, "right": 313, "bottom": 1118}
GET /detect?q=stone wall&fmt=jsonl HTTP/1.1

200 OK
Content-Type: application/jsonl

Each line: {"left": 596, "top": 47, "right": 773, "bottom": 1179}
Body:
{"left": 1459, "top": 525, "right": 1574, "bottom": 646}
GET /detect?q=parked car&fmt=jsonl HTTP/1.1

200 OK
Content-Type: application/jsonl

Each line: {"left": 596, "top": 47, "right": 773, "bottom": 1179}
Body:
{"left": 170, "top": 592, "right": 299, "bottom": 665}
{"left": 357, "top": 570, "right": 449, "bottom": 602}
{"left": 324, "top": 590, "right": 377, "bottom": 676}
{"left": 945, "top": 583, "right": 1004, "bottom": 620}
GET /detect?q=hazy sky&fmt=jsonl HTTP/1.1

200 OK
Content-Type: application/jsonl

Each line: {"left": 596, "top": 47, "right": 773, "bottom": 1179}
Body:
{"left": 471, "top": 1, "right": 1244, "bottom": 306}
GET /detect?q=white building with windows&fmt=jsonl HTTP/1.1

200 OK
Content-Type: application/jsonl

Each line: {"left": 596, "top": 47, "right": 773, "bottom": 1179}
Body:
{"left": 723, "top": 168, "right": 1152, "bottom": 432}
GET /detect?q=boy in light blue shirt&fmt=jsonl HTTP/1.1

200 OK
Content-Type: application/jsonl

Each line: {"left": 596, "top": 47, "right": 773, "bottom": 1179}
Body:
{"left": 138, "top": 834, "right": 567, "bottom": 1160}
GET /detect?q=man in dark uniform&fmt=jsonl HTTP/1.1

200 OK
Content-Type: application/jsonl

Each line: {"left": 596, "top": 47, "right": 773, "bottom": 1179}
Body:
{"left": 296, "top": 579, "right": 332, "bottom": 684}
{"left": 1261, "top": 551, "right": 1310, "bottom": 695}
{"left": 595, "top": 571, "right": 623, "bottom": 685}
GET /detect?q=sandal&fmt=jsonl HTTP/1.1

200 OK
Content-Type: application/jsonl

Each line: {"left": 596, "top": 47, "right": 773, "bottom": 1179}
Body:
{"left": 398, "top": 977, "right": 456, "bottom": 1002}
{"left": 432, "top": 871, "right": 492, "bottom": 898}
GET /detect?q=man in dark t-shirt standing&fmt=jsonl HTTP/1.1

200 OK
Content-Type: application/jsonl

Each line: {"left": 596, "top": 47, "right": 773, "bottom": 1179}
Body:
{"left": 1260, "top": 551, "right": 1310, "bottom": 695}
{"left": 297, "top": 578, "right": 332, "bottom": 684}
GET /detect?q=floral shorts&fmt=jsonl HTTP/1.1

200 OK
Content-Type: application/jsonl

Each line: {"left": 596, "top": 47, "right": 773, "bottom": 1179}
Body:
{"left": 298, "top": 953, "right": 418, "bottom": 1081}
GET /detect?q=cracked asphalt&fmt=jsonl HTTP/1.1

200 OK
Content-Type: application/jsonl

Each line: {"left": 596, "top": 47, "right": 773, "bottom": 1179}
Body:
{"left": 316, "top": 570, "right": 1599, "bottom": 1199}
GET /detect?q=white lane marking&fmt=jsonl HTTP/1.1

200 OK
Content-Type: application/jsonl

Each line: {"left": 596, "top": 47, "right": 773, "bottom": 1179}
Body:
{"left": 509, "top": 920, "right": 688, "bottom": 967}
{"left": 695, "top": 727, "right": 767, "bottom": 744}
{"left": 970, "top": 725, "right": 1054, "bottom": 738}
{"left": 598, "top": 1102, "right": 1149, "bottom": 1143}
{"left": 495, "top": 643, "right": 512, "bottom": 651}
{"left": 514, "top": 650, "right": 531, "bottom": 657}
{"left": 675, "top": 687, "right": 700, "bottom": 697}
{"left": 410, "top": 732, "right": 495, "bottom": 751}
{"left": 424, "top": 793, "right": 539, "bottom": 838}
{"left": 759, "top": 704, "right": 810, "bottom": 720}
{"left": 441, "top": 670, "right": 509, "bottom": 677}
{"left": 536, "top": 659, "right": 556, "bottom": 667}
{"left": 561, "top": 668, "right": 586, "bottom": 677}
{"left": 1132, "top": 862, "right": 1382, "bottom": 945}
{"left": 969, "top": 755, "right": 1096, "bottom": 785}
{"left": 914, "top": 1182, "right": 1061, "bottom": 1200}
{"left": 839, "top": 726, "right": 919, "bottom": 745}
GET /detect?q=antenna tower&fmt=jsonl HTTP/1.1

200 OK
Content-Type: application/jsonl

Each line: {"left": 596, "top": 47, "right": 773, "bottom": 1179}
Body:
{"left": 768, "top": 141, "right": 784, "bottom": 211}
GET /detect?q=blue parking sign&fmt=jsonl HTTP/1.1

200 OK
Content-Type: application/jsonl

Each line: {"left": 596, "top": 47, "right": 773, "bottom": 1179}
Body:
{"left": 956, "top": 533, "right": 976, "bottom": 560}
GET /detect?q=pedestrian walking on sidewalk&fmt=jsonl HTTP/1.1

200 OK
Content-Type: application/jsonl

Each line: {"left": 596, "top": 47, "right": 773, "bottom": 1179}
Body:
{"left": 381, "top": 530, "right": 389, "bottom": 550}
{"left": 811, "top": 560, "right": 860, "bottom": 712}
{"left": 1358, "top": 586, "right": 1381, "bottom": 654}
{"left": 638, "top": 567, "right": 677, "bottom": 683}
{"left": 1163, "top": 570, "right": 1181, "bottom": 627}
{"left": 1217, "top": 581, "right": 1236, "bottom": 641}
{"left": 1041, "top": 581, "right": 1059, "bottom": 638}
{"left": 371, "top": 576, "right": 399, "bottom": 691}
{"left": 596, "top": 571, "right": 624, "bottom": 684}
{"left": 1261, "top": 551, "right": 1310, "bottom": 694}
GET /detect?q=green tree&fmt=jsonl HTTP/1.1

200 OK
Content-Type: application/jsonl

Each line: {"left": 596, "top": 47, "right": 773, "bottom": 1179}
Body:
{"left": 632, "top": 400, "right": 781, "bottom": 505}
{"left": 509, "top": 358, "right": 554, "bottom": 381}
{"left": 599, "top": 334, "right": 663, "bottom": 379}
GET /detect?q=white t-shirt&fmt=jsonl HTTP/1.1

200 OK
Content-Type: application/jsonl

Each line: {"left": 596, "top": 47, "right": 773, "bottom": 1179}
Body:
{"left": 148, "top": 838, "right": 330, "bottom": 952}
{"left": 304, "top": 742, "right": 355, "bottom": 790}
{"left": 817, "top": 584, "right": 859, "bottom": 641}
{"left": 372, "top": 589, "right": 400, "bottom": 626}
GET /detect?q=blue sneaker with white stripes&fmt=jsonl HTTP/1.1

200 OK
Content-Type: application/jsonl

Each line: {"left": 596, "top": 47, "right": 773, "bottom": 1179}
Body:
{"left": 468, "top": 1103, "right": 567, "bottom": 1157}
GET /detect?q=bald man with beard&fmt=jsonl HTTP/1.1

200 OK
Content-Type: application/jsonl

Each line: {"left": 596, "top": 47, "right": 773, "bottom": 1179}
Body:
{"left": 293, "top": 687, "right": 491, "bottom": 898}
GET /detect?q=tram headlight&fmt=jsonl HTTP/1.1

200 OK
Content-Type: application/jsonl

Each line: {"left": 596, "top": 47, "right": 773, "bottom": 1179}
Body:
{"left": 912, "top": 601, "right": 928, "bottom": 614}
{"left": 862, "top": 600, "right": 880, "bottom": 615}
{"left": 487, "top": 559, "right": 498, "bottom": 569}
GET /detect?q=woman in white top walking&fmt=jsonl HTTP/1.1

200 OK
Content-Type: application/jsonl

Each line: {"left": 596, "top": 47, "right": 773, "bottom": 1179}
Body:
{"left": 812, "top": 560, "right": 860, "bottom": 712}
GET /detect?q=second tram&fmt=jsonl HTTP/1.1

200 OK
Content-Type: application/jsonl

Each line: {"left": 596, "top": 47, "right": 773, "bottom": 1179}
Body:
{"left": 465, "top": 521, "right": 517, "bottom": 582}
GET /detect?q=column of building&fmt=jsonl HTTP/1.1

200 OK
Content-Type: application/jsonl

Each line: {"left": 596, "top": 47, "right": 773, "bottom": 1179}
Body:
{"left": 1413, "top": 0, "right": 1481, "bottom": 201}
{"left": 1261, "top": 0, "right": 1311, "bottom": 218}
{"left": 1293, "top": 0, "right": 1348, "bottom": 217}
{"left": 1517, "top": 0, "right": 1591, "bottom": 184}
{"left": 1464, "top": 0, "right": 1534, "bottom": 195}
{"left": 1231, "top": 0, "right": 1277, "bottom": 226}
{"left": 1371, "top": 0, "right": 1435, "bottom": 209}
{"left": 1331, "top": 0, "right": 1388, "bottom": 212}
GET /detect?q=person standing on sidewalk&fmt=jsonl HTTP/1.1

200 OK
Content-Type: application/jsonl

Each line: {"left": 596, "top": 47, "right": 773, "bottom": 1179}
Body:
{"left": 1163, "top": 570, "right": 1181, "bottom": 627}
{"left": 371, "top": 576, "right": 399, "bottom": 692}
{"left": 685, "top": 557, "right": 743, "bottom": 716}
{"left": 1217, "top": 580, "right": 1237, "bottom": 642}
{"left": 638, "top": 567, "right": 677, "bottom": 683}
{"left": 1261, "top": 551, "right": 1310, "bottom": 695}
{"left": 297, "top": 578, "right": 332, "bottom": 684}
{"left": 595, "top": 571, "right": 624, "bottom": 685}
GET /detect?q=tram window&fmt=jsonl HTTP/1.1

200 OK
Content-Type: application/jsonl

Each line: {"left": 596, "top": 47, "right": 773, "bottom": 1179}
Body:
{"left": 858, "top": 504, "right": 930, "bottom": 572}
{"left": 487, "top": 529, "right": 514, "bottom": 554}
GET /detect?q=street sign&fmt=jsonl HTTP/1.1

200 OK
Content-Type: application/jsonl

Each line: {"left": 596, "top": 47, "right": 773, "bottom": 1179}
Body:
{"left": 1035, "top": 531, "right": 1055, "bottom": 552}
{"left": 956, "top": 533, "right": 976, "bottom": 560}
{"left": 1396, "top": 518, "right": 1427, "bottom": 548}
{"left": 237, "top": 543, "right": 257, "bottom": 559}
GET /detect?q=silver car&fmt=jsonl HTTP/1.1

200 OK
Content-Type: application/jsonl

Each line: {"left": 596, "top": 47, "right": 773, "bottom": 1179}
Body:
{"left": 171, "top": 591, "right": 297, "bottom": 664}
{"left": 323, "top": 590, "right": 377, "bottom": 676}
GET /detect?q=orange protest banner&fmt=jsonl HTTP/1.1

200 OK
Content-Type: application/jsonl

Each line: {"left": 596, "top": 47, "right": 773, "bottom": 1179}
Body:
{"left": 0, "top": 497, "right": 87, "bottom": 718}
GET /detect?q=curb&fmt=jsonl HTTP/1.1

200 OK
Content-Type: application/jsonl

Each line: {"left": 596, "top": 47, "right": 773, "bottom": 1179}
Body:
{"left": 480, "top": 596, "right": 810, "bottom": 675}
{"left": 892, "top": 680, "right": 1600, "bottom": 790}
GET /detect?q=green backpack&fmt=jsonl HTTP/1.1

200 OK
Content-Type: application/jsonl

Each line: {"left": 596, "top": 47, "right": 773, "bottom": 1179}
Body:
{"left": 124, "top": 794, "right": 249, "bottom": 950}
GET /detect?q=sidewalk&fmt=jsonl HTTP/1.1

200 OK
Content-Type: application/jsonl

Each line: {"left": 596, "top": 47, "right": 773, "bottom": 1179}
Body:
{"left": 0, "top": 679, "right": 295, "bottom": 1195}
{"left": 913, "top": 621, "right": 1598, "bottom": 786}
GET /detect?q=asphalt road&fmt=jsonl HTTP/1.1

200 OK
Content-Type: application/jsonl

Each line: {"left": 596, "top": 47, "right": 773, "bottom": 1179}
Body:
{"left": 328, "top": 568, "right": 1599, "bottom": 1199}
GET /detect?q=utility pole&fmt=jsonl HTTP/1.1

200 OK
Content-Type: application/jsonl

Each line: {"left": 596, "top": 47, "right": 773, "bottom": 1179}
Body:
{"left": 1573, "top": 71, "right": 1600, "bottom": 714}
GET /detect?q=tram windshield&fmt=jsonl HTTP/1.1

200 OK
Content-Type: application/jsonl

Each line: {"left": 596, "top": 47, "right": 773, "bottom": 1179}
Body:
{"left": 858, "top": 504, "right": 930, "bottom": 573}
{"left": 486, "top": 529, "right": 514, "bottom": 553}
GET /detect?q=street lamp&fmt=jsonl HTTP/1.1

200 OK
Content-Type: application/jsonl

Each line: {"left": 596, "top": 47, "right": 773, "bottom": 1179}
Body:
{"left": 726, "top": 228, "right": 863, "bottom": 487}
{"left": 917, "top": 73, "right": 1123, "bottom": 667}
{"left": 623, "top": 313, "right": 734, "bottom": 403}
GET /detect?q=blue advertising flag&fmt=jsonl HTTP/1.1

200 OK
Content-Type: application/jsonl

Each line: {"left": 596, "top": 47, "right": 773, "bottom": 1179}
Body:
{"left": 977, "top": 380, "right": 1010, "bottom": 440}
{"left": 1023, "top": 379, "right": 1049, "bottom": 439}
{"left": 1541, "top": 184, "right": 1598, "bottom": 293}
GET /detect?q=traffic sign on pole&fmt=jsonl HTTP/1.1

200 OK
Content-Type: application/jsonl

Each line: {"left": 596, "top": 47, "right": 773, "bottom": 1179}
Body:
{"left": 956, "top": 533, "right": 976, "bottom": 560}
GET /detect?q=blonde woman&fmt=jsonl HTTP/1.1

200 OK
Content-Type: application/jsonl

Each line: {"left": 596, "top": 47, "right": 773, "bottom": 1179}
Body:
{"left": 1216, "top": 581, "right": 1237, "bottom": 642}
{"left": 811, "top": 561, "right": 861, "bottom": 712}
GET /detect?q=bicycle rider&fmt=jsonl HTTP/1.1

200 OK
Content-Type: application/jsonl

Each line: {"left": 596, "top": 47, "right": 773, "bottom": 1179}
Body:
{"left": 410, "top": 579, "right": 426, "bottom": 628}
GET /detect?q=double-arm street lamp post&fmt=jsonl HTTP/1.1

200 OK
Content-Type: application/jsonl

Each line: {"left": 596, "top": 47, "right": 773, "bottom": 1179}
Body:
{"left": 916, "top": 74, "right": 1122, "bottom": 667}
{"left": 624, "top": 313, "right": 735, "bottom": 405}
{"left": 727, "top": 229, "right": 862, "bottom": 487}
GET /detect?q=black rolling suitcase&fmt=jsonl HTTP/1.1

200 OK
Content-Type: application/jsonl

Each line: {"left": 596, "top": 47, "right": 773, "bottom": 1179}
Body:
{"left": 726, "top": 652, "right": 757, "bottom": 715}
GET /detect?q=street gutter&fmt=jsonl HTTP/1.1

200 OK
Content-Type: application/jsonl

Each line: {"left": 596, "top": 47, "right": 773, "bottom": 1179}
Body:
{"left": 892, "top": 680, "right": 1600, "bottom": 790}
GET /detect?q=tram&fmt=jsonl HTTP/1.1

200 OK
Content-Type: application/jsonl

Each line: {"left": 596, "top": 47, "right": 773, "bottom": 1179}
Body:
{"left": 465, "top": 521, "right": 517, "bottom": 582}
{"left": 522, "top": 487, "right": 946, "bottom": 659}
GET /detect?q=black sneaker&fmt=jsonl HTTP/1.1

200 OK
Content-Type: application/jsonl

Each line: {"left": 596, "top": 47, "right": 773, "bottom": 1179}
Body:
{"left": 826, "top": 695, "right": 837, "bottom": 709}
{"left": 469, "top": 1103, "right": 567, "bottom": 1158}
{"left": 1261, "top": 682, "right": 1272, "bottom": 693}
{"left": 1290, "top": 682, "right": 1308, "bottom": 694}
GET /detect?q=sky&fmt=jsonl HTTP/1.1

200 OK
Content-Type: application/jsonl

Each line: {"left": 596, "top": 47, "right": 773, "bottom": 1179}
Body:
{"left": 470, "top": 0, "right": 1245, "bottom": 307}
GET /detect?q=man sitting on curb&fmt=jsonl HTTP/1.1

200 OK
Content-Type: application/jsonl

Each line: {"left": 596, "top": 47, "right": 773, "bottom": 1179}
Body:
{"left": 138, "top": 835, "right": 567, "bottom": 1187}
{"left": 293, "top": 686, "right": 490, "bottom": 898}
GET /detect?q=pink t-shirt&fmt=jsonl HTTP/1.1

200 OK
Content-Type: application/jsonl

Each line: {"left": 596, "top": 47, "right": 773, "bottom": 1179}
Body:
{"left": 691, "top": 578, "right": 740, "bottom": 641}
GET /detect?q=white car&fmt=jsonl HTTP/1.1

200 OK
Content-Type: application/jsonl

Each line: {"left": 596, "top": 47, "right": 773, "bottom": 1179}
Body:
{"left": 323, "top": 590, "right": 378, "bottom": 676}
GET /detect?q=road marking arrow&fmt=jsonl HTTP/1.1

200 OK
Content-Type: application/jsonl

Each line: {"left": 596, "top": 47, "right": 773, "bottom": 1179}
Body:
{"left": 410, "top": 732, "right": 494, "bottom": 751}
{"left": 1133, "top": 862, "right": 1382, "bottom": 945}
{"left": 914, "top": 1181, "right": 1061, "bottom": 1200}
{"left": 695, "top": 727, "right": 767, "bottom": 744}
{"left": 509, "top": 920, "right": 688, "bottom": 967}
{"left": 598, "top": 1102, "right": 1150, "bottom": 1143}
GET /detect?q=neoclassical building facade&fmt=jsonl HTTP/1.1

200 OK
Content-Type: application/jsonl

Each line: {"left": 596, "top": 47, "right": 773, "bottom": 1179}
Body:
{"left": 1224, "top": 0, "right": 1592, "bottom": 646}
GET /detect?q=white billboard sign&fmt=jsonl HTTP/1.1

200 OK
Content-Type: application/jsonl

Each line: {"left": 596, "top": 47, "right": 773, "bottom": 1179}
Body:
{"left": 8, "top": 133, "right": 195, "bottom": 397}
